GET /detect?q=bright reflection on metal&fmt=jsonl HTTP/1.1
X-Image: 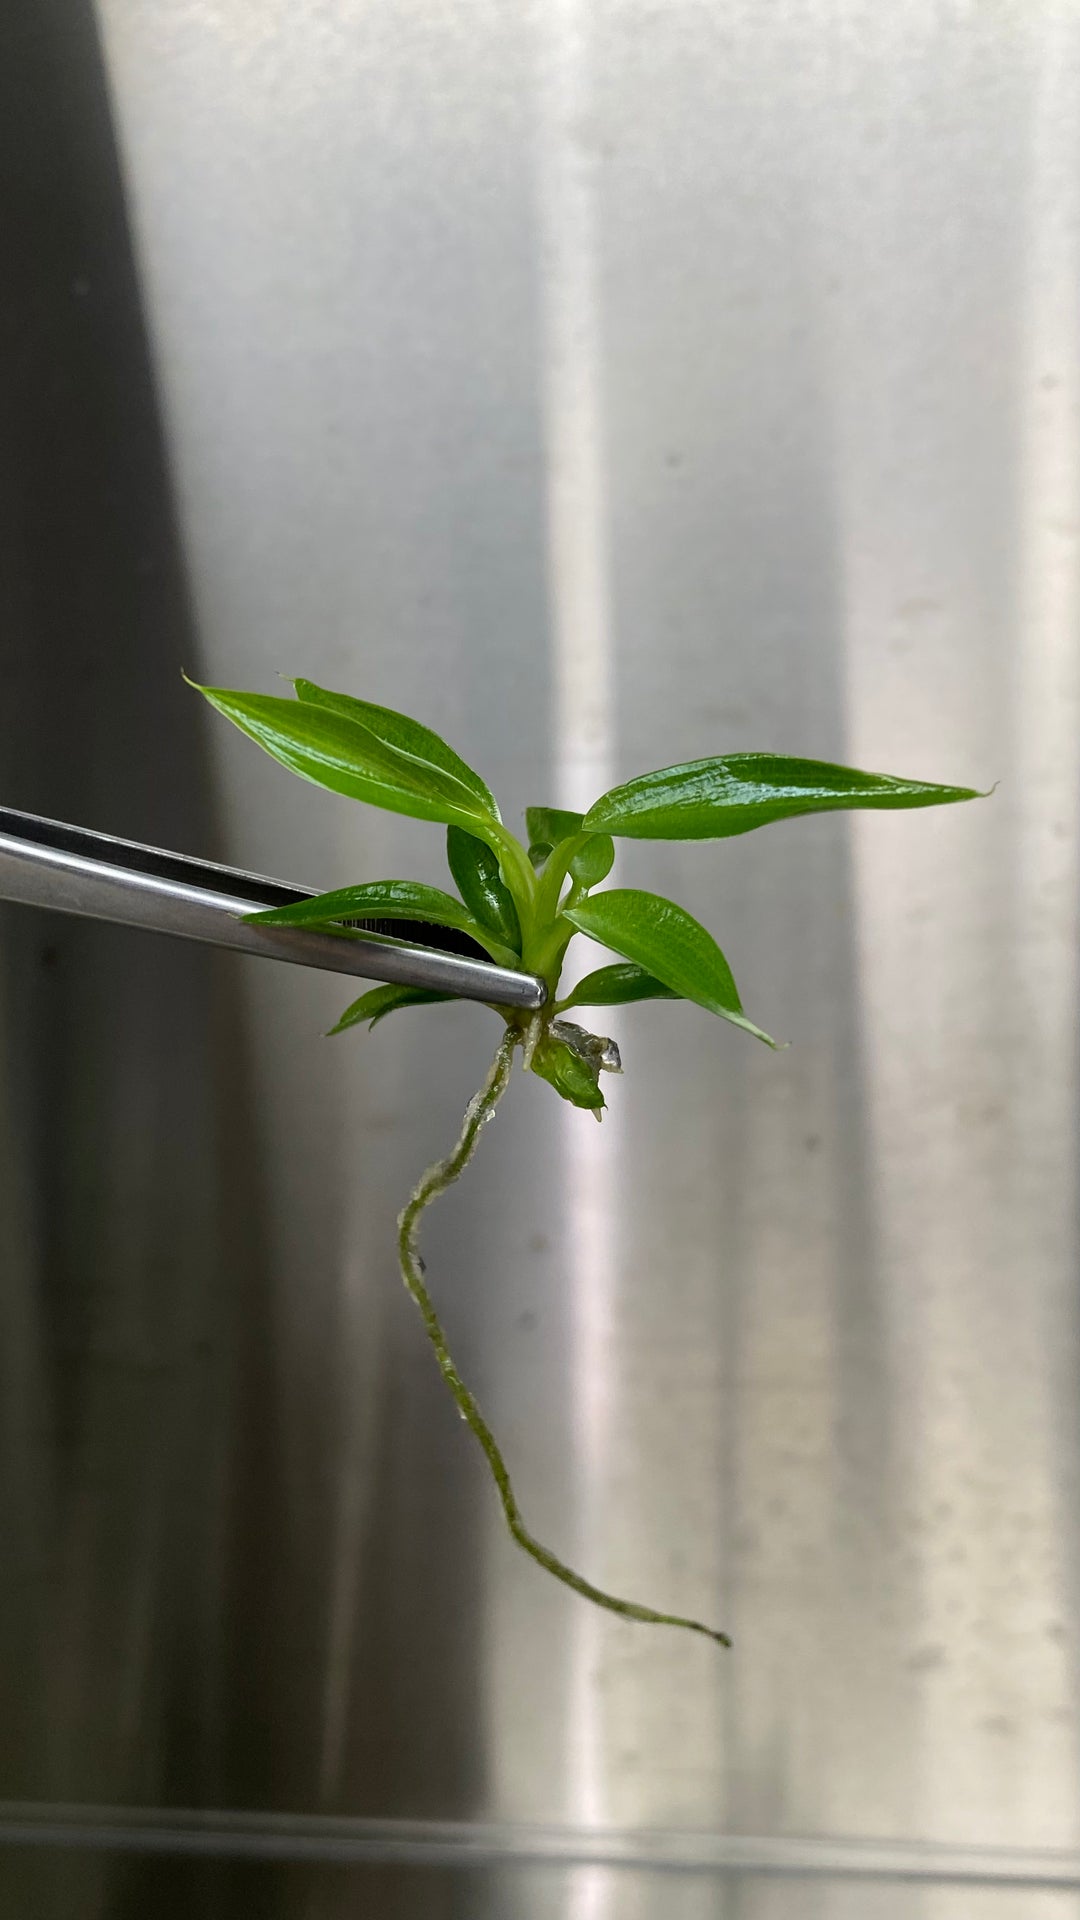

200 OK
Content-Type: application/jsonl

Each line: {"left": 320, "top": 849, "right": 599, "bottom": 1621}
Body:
{"left": 834, "top": 4, "right": 1080, "bottom": 1848}
{"left": 537, "top": 1, "right": 616, "bottom": 1911}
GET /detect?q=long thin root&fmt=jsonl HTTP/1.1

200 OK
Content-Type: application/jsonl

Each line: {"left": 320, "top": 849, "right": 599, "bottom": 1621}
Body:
{"left": 395, "top": 1029, "right": 731, "bottom": 1648}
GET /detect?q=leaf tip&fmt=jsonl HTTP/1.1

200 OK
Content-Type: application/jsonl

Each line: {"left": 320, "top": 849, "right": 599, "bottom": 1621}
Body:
{"left": 943, "top": 779, "right": 995, "bottom": 803}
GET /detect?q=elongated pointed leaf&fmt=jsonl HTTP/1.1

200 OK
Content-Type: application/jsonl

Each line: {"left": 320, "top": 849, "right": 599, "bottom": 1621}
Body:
{"left": 328, "top": 983, "right": 456, "bottom": 1034}
{"left": 446, "top": 827, "right": 521, "bottom": 953}
{"left": 193, "top": 683, "right": 496, "bottom": 830}
{"left": 243, "top": 880, "right": 518, "bottom": 965}
{"left": 294, "top": 678, "right": 499, "bottom": 818}
{"left": 564, "top": 888, "right": 779, "bottom": 1046}
{"left": 558, "top": 961, "right": 679, "bottom": 1011}
{"left": 584, "top": 754, "right": 985, "bottom": 841}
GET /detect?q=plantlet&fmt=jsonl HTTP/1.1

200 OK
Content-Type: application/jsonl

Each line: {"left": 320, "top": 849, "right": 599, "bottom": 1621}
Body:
{"left": 193, "top": 674, "right": 984, "bottom": 1646}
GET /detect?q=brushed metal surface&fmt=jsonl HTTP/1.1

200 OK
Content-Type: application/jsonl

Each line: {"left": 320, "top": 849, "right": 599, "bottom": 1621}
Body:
{"left": 2, "top": 0, "right": 1079, "bottom": 1913}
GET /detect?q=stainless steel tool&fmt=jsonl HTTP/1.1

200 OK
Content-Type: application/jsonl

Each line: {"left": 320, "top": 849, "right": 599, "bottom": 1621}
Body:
{"left": 0, "top": 805, "right": 546, "bottom": 1010}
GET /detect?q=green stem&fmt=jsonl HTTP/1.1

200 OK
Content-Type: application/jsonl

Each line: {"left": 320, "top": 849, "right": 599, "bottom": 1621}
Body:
{"left": 534, "top": 831, "right": 590, "bottom": 930}
{"left": 528, "top": 918, "right": 575, "bottom": 993}
{"left": 484, "top": 825, "right": 540, "bottom": 949}
{"left": 396, "top": 1031, "right": 732, "bottom": 1648}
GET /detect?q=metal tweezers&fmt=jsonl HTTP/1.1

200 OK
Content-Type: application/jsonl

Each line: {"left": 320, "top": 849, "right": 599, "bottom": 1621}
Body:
{"left": 0, "top": 805, "right": 546, "bottom": 1011}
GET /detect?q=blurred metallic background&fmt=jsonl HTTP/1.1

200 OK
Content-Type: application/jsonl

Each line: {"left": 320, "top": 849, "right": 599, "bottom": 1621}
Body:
{"left": 2, "top": 0, "right": 1079, "bottom": 1913}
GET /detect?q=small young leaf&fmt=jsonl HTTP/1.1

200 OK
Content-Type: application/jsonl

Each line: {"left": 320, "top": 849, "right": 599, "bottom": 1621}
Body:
{"left": 328, "top": 983, "right": 456, "bottom": 1034}
{"left": 446, "top": 827, "right": 522, "bottom": 954}
{"left": 569, "top": 833, "right": 614, "bottom": 889}
{"left": 584, "top": 754, "right": 985, "bottom": 841}
{"left": 530, "top": 1028, "right": 606, "bottom": 1111}
{"left": 243, "top": 880, "right": 519, "bottom": 965}
{"left": 525, "top": 805, "right": 594, "bottom": 872}
{"left": 557, "top": 961, "right": 680, "bottom": 1011}
{"left": 294, "top": 678, "right": 499, "bottom": 818}
{"left": 192, "top": 683, "right": 496, "bottom": 830}
{"left": 526, "top": 806, "right": 583, "bottom": 853}
{"left": 526, "top": 812, "right": 613, "bottom": 892}
{"left": 564, "top": 888, "right": 779, "bottom": 1046}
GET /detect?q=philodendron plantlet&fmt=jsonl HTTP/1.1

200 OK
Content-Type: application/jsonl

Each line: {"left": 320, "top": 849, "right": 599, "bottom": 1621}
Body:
{"left": 194, "top": 674, "right": 984, "bottom": 1646}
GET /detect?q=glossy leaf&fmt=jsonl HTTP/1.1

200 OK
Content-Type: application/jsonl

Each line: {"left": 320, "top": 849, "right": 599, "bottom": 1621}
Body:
{"left": 564, "top": 888, "right": 779, "bottom": 1047}
{"left": 557, "top": 961, "right": 679, "bottom": 1011}
{"left": 294, "top": 678, "right": 499, "bottom": 818}
{"left": 193, "top": 684, "right": 496, "bottom": 830}
{"left": 530, "top": 1028, "right": 606, "bottom": 1112}
{"left": 446, "top": 827, "right": 522, "bottom": 954}
{"left": 569, "top": 833, "right": 614, "bottom": 889}
{"left": 583, "top": 753, "right": 985, "bottom": 841}
{"left": 243, "top": 880, "right": 518, "bottom": 965}
{"left": 328, "top": 983, "right": 456, "bottom": 1034}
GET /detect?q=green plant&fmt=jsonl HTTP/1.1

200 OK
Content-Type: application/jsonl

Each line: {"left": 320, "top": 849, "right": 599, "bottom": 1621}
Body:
{"left": 192, "top": 674, "right": 984, "bottom": 1645}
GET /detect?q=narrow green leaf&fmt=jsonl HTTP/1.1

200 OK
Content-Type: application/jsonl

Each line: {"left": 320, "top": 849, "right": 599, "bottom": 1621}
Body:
{"left": 294, "top": 678, "right": 499, "bottom": 818}
{"left": 530, "top": 1029, "right": 606, "bottom": 1112}
{"left": 446, "top": 827, "right": 522, "bottom": 954}
{"left": 564, "top": 888, "right": 779, "bottom": 1047}
{"left": 328, "top": 983, "right": 456, "bottom": 1034}
{"left": 569, "top": 833, "right": 614, "bottom": 889}
{"left": 557, "top": 961, "right": 680, "bottom": 1011}
{"left": 243, "top": 879, "right": 519, "bottom": 965}
{"left": 192, "top": 682, "right": 496, "bottom": 830}
{"left": 584, "top": 754, "right": 986, "bottom": 841}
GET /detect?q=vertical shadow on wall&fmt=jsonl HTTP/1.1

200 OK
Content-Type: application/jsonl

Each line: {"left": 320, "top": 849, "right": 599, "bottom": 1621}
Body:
{"left": 0, "top": 6, "right": 293, "bottom": 1916}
